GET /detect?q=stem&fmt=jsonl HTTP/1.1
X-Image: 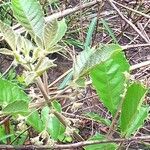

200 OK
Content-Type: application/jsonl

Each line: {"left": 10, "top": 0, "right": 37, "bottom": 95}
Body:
{"left": 36, "top": 77, "right": 84, "bottom": 142}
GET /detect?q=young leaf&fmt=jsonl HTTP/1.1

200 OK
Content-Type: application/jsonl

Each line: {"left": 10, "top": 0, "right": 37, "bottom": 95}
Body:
{"left": 11, "top": 0, "right": 45, "bottom": 38}
{"left": 84, "top": 17, "right": 97, "bottom": 50}
{"left": 0, "top": 20, "right": 16, "bottom": 50}
{"left": 84, "top": 133, "right": 118, "bottom": 150}
{"left": 0, "top": 79, "right": 29, "bottom": 106}
{"left": 35, "top": 57, "right": 56, "bottom": 76}
{"left": 90, "top": 52, "right": 129, "bottom": 115}
{"left": 44, "top": 19, "right": 67, "bottom": 51}
{"left": 120, "top": 82, "right": 147, "bottom": 136}
{"left": 73, "top": 44, "right": 122, "bottom": 79}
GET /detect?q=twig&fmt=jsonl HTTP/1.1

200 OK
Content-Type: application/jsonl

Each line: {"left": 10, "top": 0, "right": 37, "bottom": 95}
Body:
{"left": 130, "top": 60, "right": 150, "bottom": 71}
{"left": 1, "top": 135, "right": 150, "bottom": 149}
{"left": 0, "top": 0, "right": 101, "bottom": 40}
{"left": 122, "top": 43, "right": 150, "bottom": 49}
{"left": 113, "top": 0, "right": 150, "bottom": 19}
{"left": 107, "top": 0, "right": 149, "bottom": 43}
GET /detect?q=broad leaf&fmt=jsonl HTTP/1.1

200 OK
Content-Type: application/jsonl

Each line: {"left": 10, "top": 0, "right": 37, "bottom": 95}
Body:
{"left": 125, "top": 106, "right": 149, "bottom": 137}
{"left": 73, "top": 44, "right": 122, "bottom": 79}
{"left": 28, "top": 101, "right": 65, "bottom": 139}
{"left": 0, "top": 20, "right": 16, "bottom": 50}
{"left": 0, "top": 79, "right": 29, "bottom": 107}
{"left": 2, "top": 100, "right": 28, "bottom": 114}
{"left": 84, "top": 133, "right": 118, "bottom": 150}
{"left": 44, "top": 19, "right": 67, "bottom": 50}
{"left": 12, "top": 0, "right": 45, "bottom": 38}
{"left": 90, "top": 52, "right": 129, "bottom": 115}
{"left": 27, "top": 110, "right": 45, "bottom": 132}
{"left": 120, "top": 83, "right": 147, "bottom": 136}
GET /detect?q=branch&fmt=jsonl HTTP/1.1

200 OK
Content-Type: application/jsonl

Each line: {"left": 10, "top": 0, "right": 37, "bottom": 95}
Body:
{"left": 1, "top": 135, "right": 150, "bottom": 149}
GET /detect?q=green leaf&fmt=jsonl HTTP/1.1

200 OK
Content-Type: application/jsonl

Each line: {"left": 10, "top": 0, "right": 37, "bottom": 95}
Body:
{"left": 2, "top": 100, "right": 28, "bottom": 114}
{"left": 0, "top": 20, "right": 16, "bottom": 50}
{"left": 84, "top": 17, "right": 97, "bottom": 50}
{"left": 35, "top": 57, "right": 56, "bottom": 75}
{"left": 27, "top": 110, "right": 45, "bottom": 132}
{"left": 44, "top": 19, "right": 67, "bottom": 50}
{"left": 90, "top": 52, "right": 129, "bottom": 115}
{"left": 84, "top": 133, "right": 118, "bottom": 150}
{"left": 11, "top": 0, "right": 45, "bottom": 38}
{"left": 101, "top": 19, "right": 118, "bottom": 44}
{"left": 125, "top": 106, "right": 149, "bottom": 137}
{"left": 0, "top": 79, "right": 29, "bottom": 106}
{"left": 59, "top": 70, "right": 73, "bottom": 89}
{"left": 120, "top": 82, "right": 147, "bottom": 136}
{"left": 41, "top": 106, "right": 65, "bottom": 140}
{"left": 85, "top": 112, "right": 111, "bottom": 126}
{"left": 73, "top": 44, "right": 122, "bottom": 79}
{"left": 0, "top": 48, "right": 13, "bottom": 56}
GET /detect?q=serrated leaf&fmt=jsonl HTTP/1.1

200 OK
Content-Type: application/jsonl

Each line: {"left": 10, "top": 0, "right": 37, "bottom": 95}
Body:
{"left": 84, "top": 133, "right": 118, "bottom": 150}
{"left": 85, "top": 112, "right": 111, "bottom": 126}
{"left": 120, "top": 82, "right": 147, "bottom": 136}
{"left": 74, "top": 44, "right": 122, "bottom": 79}
{"left": 125, "top": 106, "right": 149, "bottom": 137}
{"left": 0, "top": 20, "right": 16, "bottom": 50}
{"left": 0, "top": 48, "right": 13, "bottom": 56}
{"left": 90, "top": 52, "right": 129, "bottom": 115}
{"left": 12, "top": 0, "right": 45, "bottom": 38}
{"left": 44, "top": 19, "right": 67, "bottom": 50}
{"left": 0, "top": 78, "right": 29, "bottom": 107}
{"left": 2, "top": 100, "right": 28, "bottom": 114}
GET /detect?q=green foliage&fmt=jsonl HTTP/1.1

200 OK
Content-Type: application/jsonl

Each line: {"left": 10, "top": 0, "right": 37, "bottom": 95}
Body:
{"left": 90, "top": 52, "right": 129, "bottom": 115}
{"left": 12, "top": 0, "right": 45, "bottom": 38}
{"left": 120, "top": 82, "right": 148, "bottom": 136}
{"left": 84, "top": 17, "right": 97, "bottom": 50}
{"left": 27, "top": 101, "right": 65, "bottom": 140}
{"left": 0, "top": 0, "right": 149, "bottom": 149}
{"left": 73, "top": 44, "right": 122, "bottom": 79}
{"left": 2, "top": 100, "right": 28, "bottom": 115}
{"left": 84, "top": 133, "right": 118, "bottom": 150}
{"left": 44, "top": 19, "right": 67, "bottom": 51}
{"left": 0, "top": 78, "right": 29, "bottom": 108}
